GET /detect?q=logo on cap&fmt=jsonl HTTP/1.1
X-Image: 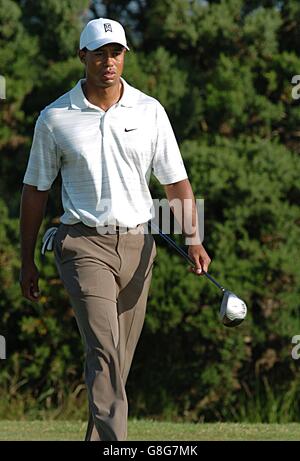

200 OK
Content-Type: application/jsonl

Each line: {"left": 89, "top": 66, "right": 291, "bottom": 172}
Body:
{"left": 104, "top": 23, "right": 112, "bottom": 33}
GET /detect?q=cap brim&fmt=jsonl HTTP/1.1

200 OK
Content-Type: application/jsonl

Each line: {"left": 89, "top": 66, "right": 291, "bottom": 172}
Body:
{"left": 84, "top": 38, "right": 129, "bottom": 51}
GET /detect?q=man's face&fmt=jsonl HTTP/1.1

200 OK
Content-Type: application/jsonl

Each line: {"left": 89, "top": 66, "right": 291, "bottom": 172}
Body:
{"left": 79, "top": 43, "right": 126, "bottom": 88}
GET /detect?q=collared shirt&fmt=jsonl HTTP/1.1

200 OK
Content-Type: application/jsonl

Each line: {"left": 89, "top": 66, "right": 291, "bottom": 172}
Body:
{"left": 23, "top": 78, "right": 188, "bottom": 227}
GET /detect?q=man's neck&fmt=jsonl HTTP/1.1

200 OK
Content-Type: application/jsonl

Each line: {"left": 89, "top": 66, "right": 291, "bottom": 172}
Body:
{"left": 82, "top": 79, "right": 123, "bottom": 112}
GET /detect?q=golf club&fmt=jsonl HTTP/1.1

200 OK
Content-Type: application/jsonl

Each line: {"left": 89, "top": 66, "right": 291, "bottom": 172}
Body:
{"left": 148, "top": 221, "right": 247, "bottom": 327}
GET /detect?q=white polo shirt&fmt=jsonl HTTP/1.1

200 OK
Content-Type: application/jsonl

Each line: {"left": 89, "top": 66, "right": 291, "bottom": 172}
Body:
{"left": 23, "top": 78, "right": 188, "bottom": 227}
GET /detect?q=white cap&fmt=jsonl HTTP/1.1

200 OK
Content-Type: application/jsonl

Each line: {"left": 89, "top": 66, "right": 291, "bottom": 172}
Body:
{"left": 80, "top": 18, "right": 129, "bottom": 51}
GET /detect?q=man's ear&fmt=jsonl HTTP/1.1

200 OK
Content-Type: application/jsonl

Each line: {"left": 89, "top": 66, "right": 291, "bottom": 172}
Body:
{"left": 78, "top": 49, "right": 86, "bottom": 64}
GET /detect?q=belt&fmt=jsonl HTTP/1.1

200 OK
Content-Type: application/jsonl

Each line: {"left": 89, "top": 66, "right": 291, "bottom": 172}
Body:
{"left": 78, "top": 222, "right": 143, "bottom": 234}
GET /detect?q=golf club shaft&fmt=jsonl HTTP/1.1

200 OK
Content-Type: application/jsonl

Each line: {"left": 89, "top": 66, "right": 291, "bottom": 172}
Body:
{"left": 149, "top": 221, "right": 225, "bottom": 292}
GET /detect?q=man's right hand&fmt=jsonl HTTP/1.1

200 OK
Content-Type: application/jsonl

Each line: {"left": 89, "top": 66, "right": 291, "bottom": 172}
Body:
{"left": 19, "top": 262, "right": 40, "bottom": 302}
{"left": 19, "top": 184, "right": 49, "bottom": 302}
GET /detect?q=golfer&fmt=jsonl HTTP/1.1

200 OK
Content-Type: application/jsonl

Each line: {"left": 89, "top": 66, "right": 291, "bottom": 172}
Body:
{"left": 19, "top": 18, "right": 211, "bottom": 441}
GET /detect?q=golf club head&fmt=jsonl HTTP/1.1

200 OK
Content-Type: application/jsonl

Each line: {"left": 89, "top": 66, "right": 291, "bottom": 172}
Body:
{"left": 220, "top": 290, "right": 247, "bottom": 327}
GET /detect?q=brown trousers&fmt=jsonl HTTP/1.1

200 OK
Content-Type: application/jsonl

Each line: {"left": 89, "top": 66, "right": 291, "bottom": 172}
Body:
{"left": 53, "top": 222, "right": 156, "bottom": 441}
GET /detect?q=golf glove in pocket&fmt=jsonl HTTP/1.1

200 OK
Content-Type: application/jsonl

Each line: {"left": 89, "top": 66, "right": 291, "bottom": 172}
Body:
{"left": 41, "top": 227, "right": 58, "bottom": 255}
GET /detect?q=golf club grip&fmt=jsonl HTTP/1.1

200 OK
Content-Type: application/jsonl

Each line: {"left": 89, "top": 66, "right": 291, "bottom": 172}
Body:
{"left": 148, "top": 221, "right": 225, "bottom": 292}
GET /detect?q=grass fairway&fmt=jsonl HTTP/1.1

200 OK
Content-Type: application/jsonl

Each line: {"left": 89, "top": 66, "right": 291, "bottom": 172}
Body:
{"left": 0, "top": 420, "right": 299, "bottom": 441}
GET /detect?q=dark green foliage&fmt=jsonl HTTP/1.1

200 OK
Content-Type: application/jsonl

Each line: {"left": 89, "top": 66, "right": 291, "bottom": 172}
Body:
{"left": 0, "top": 0, "right": 300, "bottom": 421}
{"left": 132, "top": 137, "right": 300, "bottom": 421}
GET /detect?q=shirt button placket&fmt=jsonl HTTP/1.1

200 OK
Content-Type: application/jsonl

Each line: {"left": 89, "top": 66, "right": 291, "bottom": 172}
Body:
{"left": 100, "top": 111, "right": 106, "bottom": 136}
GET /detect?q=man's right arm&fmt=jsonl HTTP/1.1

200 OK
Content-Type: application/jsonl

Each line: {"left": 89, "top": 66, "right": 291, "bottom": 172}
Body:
{"left": 19, "top": 184, "right": 49, "bottom": 302}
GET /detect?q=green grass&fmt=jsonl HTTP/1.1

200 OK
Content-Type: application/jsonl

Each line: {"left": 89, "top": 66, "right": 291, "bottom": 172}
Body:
{"left": 0, "top": 420, "right": 299, "bottom": 441}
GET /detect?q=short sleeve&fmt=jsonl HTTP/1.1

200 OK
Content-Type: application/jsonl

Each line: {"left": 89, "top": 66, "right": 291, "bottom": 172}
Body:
{"left": 23, "top": 116, "right": 61, "bottom": 190}
{"left": 152, "top": 103, "right": 188, "bottom": 185}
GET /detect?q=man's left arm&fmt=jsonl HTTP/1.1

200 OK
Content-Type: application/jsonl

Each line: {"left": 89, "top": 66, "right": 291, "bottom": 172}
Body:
{"left": 164, "top": 178, "right": 211, "bottom": 276}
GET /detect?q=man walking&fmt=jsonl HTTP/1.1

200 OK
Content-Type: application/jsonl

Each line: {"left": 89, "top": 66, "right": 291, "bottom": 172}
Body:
{"left": 19, "top": 18, "right": 211, "bottom": 441}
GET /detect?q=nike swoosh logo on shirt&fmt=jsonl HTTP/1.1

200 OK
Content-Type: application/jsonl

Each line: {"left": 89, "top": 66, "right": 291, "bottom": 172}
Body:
{"left": 125, "top": 128, "right": 137, "bottom": 132}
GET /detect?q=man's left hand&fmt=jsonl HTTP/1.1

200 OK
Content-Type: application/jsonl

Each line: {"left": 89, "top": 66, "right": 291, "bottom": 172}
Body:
{"left": 188, "top": 244, "right": 211, "bottom": 276}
